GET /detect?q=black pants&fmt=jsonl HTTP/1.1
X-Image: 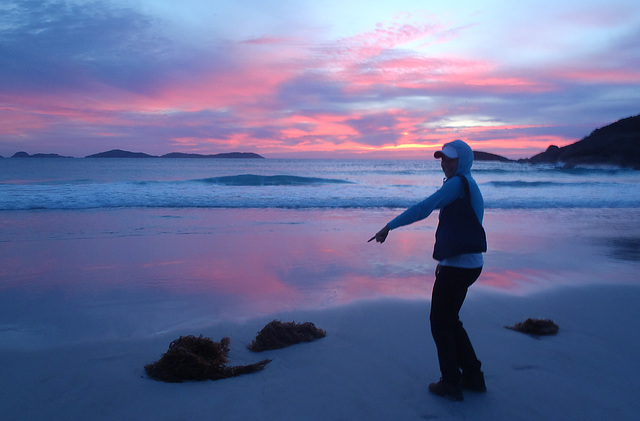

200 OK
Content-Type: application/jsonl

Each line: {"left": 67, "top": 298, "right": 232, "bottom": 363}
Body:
{"left": 430, "top": 265, "right": 483, "bottom": 384}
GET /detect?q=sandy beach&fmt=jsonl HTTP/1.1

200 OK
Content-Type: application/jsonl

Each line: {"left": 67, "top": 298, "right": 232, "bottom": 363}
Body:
{"left": 1, "top": 285, "right": 639, "bottom": 420}
{"left": 1, "top": 208, "right": 639, "bottom": 420}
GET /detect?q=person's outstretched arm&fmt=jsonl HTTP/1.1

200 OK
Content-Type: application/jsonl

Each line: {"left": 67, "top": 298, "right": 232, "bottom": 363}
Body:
{"left": 367, "top": 177, "right": 462, "bottom": 245}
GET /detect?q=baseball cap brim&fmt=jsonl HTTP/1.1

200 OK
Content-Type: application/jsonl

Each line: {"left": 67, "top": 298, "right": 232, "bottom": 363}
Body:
{"left": 434, "top": 145, "right": 458, "bottom": 159}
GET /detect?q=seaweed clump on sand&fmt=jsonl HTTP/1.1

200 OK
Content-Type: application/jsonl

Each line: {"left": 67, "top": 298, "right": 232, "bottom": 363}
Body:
{"left": 506, "top": 318, "right": 559, "bottom": 335}
{"left": 248, "top": 320, "right": 326, "bottom": 352}
{"left": 145, "top": 335, "right": 271, "bottom": 382}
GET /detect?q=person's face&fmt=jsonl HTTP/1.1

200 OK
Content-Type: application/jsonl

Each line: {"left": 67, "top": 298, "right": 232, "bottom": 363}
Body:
{"left": 440, "top": 156, "right": 458, "bottom": 178}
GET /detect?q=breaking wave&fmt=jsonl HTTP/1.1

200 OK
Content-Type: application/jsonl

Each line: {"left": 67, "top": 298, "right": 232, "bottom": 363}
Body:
{"left": 197, "top": 174, "right": 353, "bottom": 186}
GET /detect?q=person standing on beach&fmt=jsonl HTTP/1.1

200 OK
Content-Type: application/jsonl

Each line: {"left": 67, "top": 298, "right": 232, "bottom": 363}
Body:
{"left": 369, "top": 139, "right": 487, "bottom": 401}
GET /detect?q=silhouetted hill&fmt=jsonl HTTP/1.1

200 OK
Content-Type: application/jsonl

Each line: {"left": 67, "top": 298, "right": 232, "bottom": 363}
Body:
{"left": 85, "top": 149, "right": 156, "bottom": 158}
{"left": 526, "top": 114, "right": 640, "bottom": 169}
{"left": 474, "top": 151, "right": 511, "bottom": 162}
{"left": 11, "top": 151, "right": 72, "bottom": 158}
{"left": 161, "top": 152, "right": 265, "bottom": 159}
{"left": 85, "top": 149, "right": 265, "bottom": 159}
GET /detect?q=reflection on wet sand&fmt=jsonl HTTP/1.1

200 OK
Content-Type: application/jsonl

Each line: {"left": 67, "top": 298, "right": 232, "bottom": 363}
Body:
{"left": 1, "top": 208, "right": 638, "bottom": 332}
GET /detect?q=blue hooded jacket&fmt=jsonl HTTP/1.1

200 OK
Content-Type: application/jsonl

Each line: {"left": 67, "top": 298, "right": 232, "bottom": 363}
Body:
{"left": 387, "top": 139, "right": 484, "bottom": 268}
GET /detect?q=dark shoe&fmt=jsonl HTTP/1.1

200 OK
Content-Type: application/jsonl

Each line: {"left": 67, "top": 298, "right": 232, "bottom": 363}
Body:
{"left": 461, "top": 371, "right": 486, "bottom": 392}
{"left": 428, "top": 379, "right": 463, "bottom": 401}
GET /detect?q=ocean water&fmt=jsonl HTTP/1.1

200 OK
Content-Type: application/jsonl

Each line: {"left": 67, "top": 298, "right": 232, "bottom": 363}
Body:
{"left": 1, "top": 158, "right": 639, "bottom": 344}
{"left": 1, "top": 158, "right": 639, "bottom": 210}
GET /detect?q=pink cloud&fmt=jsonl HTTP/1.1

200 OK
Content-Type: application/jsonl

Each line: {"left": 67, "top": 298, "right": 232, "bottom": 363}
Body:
{"left": 1, "top": 5, "right": 636, "bottom": 159}
{"left": 332, "top": 15, "right": 445, "bottom": 60}
{"left": 241, "top": 36, "right": 297, "bottom": 45}
{"left": 552, "top": 68, "right": 640, "bottom": 84}
{"left": 0, "top": 107, "right": 49, "bottom": 135}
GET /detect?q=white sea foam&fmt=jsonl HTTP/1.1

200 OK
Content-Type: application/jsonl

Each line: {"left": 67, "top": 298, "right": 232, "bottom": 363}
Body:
{"left": 1, "top": 158, "right": 639, "bottom": 210}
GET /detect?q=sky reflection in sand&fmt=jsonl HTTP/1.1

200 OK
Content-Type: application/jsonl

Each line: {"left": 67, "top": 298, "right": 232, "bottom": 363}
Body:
{"left": 1, "top": 207, "right": 638, "bottom": 342}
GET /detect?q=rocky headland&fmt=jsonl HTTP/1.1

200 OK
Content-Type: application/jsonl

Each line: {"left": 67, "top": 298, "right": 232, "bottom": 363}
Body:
{"left": 523, "top": 114, "right": 640, "bottom": 169}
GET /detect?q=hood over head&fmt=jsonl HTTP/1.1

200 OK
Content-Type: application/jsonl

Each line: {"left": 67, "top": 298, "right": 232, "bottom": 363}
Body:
{"left": 434, "top": 139, "right": 474, "bottom": 175}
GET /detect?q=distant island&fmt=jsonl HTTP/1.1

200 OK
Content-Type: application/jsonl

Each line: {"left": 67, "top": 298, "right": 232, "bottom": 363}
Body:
{"left": 85, "top": 150, "right": 265, "bottom": 159}
{"left": 473, "top": 151, "right": 511, "bottom": 162}
{"left": 10, "top": 151, "right": 73, "bottom": 159}
{"left": 85, "top": 149, "right": 155, "bottom": 159}
{"left": 159, "top": 152, "right": 264, "bottom": 159}
{"left": 4, "top": 150, "right": 265, "bottom": 159}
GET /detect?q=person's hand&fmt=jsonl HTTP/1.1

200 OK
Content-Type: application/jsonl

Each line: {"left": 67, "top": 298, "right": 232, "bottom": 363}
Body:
{"left": 368, "top": 225, "right": 390, "bottom": 244}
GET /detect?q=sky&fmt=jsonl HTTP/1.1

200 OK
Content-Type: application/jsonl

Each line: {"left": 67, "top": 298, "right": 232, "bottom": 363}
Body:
{"left": 1, "top": 0, "right": 639, "bottom": 159}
